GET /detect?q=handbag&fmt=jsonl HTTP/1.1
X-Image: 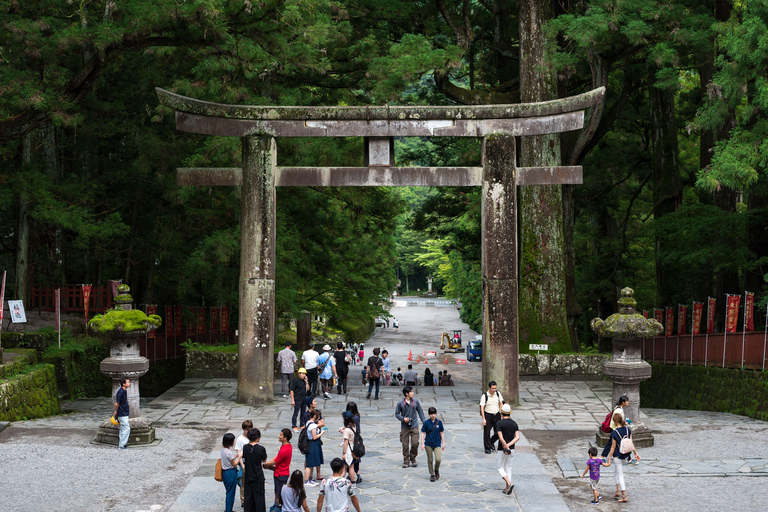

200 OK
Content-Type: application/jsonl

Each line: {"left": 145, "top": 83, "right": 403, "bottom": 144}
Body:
{"left": 618, "top": 428, "right": 635, "bottom": 454}
{"left": 214, "top": 459, "right": 223, "bottom": 482}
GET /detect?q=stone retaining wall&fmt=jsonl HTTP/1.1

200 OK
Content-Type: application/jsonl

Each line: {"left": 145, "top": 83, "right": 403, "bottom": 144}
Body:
{"left": 0, "top": 364, "right": 60, "bottom": 421}
{"left": 519, "top": 354, "right": 608, "bottom": 376}
{"left": 0, "top": 349, "right": 38, "bottom": 379}
{"left": 186, "top": 350, "right": 238, "bottom": 378}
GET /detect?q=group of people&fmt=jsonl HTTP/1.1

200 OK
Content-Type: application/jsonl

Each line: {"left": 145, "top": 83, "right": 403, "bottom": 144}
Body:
{"left": 379, "top": 364, "right": 455, "bottom": 388}
{"left": 580, "top": 395, "right": 641, "bottom": 504}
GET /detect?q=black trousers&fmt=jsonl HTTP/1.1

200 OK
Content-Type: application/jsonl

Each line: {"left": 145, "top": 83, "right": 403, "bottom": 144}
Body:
{"left": 243, "top": 482, "right": 266, "bottom": 512}
{"left": 292, "top": 400, "right": 307, "bottom": 428}
{"left": 337, "top": 372, "right": 348, "bottom": 394}
{"left": 483, "top": 411, "right": 501, "bottom": 450}
{"left": 307, "top": 368, "right": 319, "bottom": 396}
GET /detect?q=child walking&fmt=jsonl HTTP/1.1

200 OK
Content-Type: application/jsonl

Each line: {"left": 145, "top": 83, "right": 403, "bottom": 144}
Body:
{"left": 580, "top": 446, "right": 609, "bottom": 504}
{"left": 420, "top": 407, "right": 445, "bottom": 482}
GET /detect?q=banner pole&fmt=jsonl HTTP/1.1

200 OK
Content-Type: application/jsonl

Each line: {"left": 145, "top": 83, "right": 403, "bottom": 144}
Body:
{"left": 705, "top": 298, "right": 710, "bottom": 367}
{"left": 742, "top": 291, "right": 748, "bottom": 368}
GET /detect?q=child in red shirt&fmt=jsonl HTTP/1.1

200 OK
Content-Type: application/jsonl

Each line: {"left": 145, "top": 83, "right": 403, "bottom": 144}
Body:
{"left": 264, "top": 428, "right": 294, "bottom": 508}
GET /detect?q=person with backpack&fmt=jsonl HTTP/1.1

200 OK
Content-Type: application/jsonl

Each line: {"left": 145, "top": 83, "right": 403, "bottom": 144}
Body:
{"left": 600, "top": 395, "right": 637, "bottom": 464}
{"left": 317, "top": 344, "right": 337, "bottom": 400}
{"left": 604, "top": 413, "right": 641, "bottom": 503}
{"left": 395, "top": 385, "right": 426, "bottom": 468}
{"left": 479, "top": 381, "right": 504, "bottom": 454}
{"left": 366, "top": 347, "right": 384, "bottom": 400}
{"left": 303, "top": 409, "right": 326, "bottom": 487}
{"left": 337, "top": 405, "right": 363, "bottom": 483}
{"left": 420, "top": 407, "right": 445, "bottom": 482}
{"left": 341, "top": 414, "right": 361, "bottom": 482}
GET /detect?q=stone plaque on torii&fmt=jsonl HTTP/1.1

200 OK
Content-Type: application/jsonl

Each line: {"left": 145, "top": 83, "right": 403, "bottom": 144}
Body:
{"left": 156, "top": 87, "right": 606, "bottom": 405}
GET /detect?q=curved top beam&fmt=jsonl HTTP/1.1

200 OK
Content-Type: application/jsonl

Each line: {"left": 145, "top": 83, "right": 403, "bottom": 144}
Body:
{"left": 156, "top": 87, "right": 605, "bottom": 121}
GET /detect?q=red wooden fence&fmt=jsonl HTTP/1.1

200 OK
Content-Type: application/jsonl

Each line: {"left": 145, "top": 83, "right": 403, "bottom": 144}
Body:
{"left": 642, "top": 331, "right": 768, "bottom": 370}
{"left": 30, "top": 285, "right": 113, "bottom": 313}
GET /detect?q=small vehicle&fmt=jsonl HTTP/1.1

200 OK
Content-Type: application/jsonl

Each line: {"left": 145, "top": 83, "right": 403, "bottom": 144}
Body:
{"left": 468, "top": 335, "right": 482, "bottom": 361}
{"left": 374, "top": 317, "right": 387, "bottom": 328}
{"left": 440, "top": 330, "right": 465, "bottom": 353}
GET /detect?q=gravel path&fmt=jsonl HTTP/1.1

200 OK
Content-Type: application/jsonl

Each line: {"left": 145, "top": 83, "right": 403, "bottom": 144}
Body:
{"left": 0, "top": 427, "right": 219, "bottom": 512}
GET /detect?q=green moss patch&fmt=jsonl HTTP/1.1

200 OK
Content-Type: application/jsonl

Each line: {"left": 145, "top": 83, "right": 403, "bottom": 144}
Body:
{"left": 0, "top": 364, "right": 60, "bottom": 421}
{"left": 88, "top": 309, "right": 162, "bottom": 334}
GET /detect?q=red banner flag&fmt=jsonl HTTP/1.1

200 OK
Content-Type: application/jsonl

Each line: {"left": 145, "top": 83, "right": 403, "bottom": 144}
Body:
{"left": 197, "top": 307, "right": 206, "bottom": 334}
{"left": 165, "top": 306, "right": 173, "bottom": 335}
{"left": 678, "top": 305, "right": 687, "bottom": 335}
{"left": 187, "top": 307, "right": 196, "bottom": 337}
{"left": 665, "top": 307, "right": 674, "bottom": 336}
{"left": 692, "top": 302, "right": 703, "bottom": 335}
{"left": 642, "top": 310, "right": 648, "bottom": 318}
{"left": 146, "top": 305, "right": 157, "bottom": 339}
{"left": 211, "top": 307, "right": 220, "bottom": 333}
{"left": 109, "top": 280, "right": 121, "bottom": 298}
{"left": 221, "top": 306, "right": 230, "bottom": 333}
{"left": 82, "top": 284, "right": 92, "bottom": 324}
{"left": 726, "top": 295, "right": 740, "bottom": 333}
{"left": 175, "top": 306, "right": 183, "bottom": 337}
{"left": 707, "top": 298, "right": 716, "bottom": 334}
{"left": 745, "top": 292, "right": 755, "bottom": 331}
{"left": 55, "top": 289, "right": 61, "bottom": 332}
{"left": 654, "top": 309, "right": 664, "bottom": 326}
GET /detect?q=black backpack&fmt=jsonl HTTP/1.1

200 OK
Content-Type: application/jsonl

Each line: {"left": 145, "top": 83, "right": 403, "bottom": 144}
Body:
{"left": 351, "top": 429, "right": 365, "bottom": 459}
{"left": 298, "top": 427, "right": 310, "bottom": 455}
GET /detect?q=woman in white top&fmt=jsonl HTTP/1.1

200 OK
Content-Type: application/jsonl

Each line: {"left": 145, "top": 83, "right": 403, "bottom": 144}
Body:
{"left": 220, "top": 433, "right": 242, "bottom": 512}
{"left": 341, "top": 415, "right": 358, "bottom": 482}
{"left": 280, "top": 470, "right": 309, "bottom": 512}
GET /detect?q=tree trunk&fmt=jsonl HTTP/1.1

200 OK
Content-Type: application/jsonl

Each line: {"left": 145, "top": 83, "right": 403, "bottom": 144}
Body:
{"left": 518, "top": 0, "right": 571, "bottom": 352}
{"left": 14, "top": 133, "right": 33, "bottom": 303}
{"left": 649, "top": 84, "right": 681, "bottom": 306}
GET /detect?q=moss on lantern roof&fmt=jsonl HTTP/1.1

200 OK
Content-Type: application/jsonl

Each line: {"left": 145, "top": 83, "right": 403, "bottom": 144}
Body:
{"left": 88, "top": 309, "right": 162, "bottom": 334}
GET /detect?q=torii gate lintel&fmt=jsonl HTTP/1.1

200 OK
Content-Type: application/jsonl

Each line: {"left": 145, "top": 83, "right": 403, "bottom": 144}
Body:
{"left": 157, "top": 87, "right": 606, "bottom": 406}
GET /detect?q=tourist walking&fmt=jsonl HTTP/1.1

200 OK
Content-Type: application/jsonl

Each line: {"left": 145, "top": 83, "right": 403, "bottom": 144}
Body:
{"left": 605, "top": 413, "right": 640, "bottom": 503}
{"left": 480, "top": 381, "right": 504, "bottom": 453}
{"left": 581, "top": 446, "right": 609, "bottom": 504}
{"left": 607, "top": 395, "right": 637, "bottom": 464}
{"left": 317, "top": 344, "right": 337, "bottom": 400}
{"left": 242, "top": 428, "right": 267, "bottom": 512}
{"left": 357, "top": 344, "right": 365, "bottom": 365}
{"left": 337, "top": 404, "right": 363, "bottom": 483}
{"left": 341, "top": 414, "right": 359, "bottom": 482}
{"left": 304, "top": 409, "right": 326, "bottom": 486}
{"left": 290, "top": 368, "right": 309, "bottom": 431}
{"left": 302, "top": 343, "right": 320, "bottom": 397}
{"left": 393, "top": 318, "right": 399, "bottom": 332}
{"left": 334, "top": 342, "right": 351, "bottom": 394}
{"left": 280, "top": 470, "right": 310, "bottom": 512}
{"left": 420, "top": 406, "right": 445, "bottom": 482}
{"left": 395, "top": 385, "right": 426, "bottom": 468}
{"left": 490, "top": 403, "right": 519, "bottom": 494}
{"left": 220, "top": 433, "right": 244, "bottom": 512}
{"left": 112, "top": 378, "right": 131, "bottom": 449}
{"left": 317, "top": 458, "right": 361, "bottom": 512}
{"left": 277, "top": 341, "right": 298, "bottom": 398}
{"left": 403, "top": 364, "right": 418, "bottom": 386}
{"left": 263, "top": 428, "right": 293, "bottom": 511}
{"left": 366, "top": 347, "right": 384, "bottom": 400}
{"left": 381, "top": 349, "right": 392, "bottom": 386}
{"left": 424, "top": 367, "right": 436, "bottom": 386}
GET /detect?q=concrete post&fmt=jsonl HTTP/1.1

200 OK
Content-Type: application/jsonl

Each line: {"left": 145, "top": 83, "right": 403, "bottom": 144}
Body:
{"left": 481, "top": 135, "right": 519, "bottom": 404}
{"left": 237, "top": 136, "right": 277, "bottom": 405}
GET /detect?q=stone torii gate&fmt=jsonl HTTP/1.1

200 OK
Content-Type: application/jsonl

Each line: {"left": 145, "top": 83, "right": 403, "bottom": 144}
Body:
{"left": 156, "top": 87, "right": 605, "bottom": 406}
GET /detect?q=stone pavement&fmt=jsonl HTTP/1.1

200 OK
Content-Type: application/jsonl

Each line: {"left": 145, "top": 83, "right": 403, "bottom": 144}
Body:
{"left": 558, "top": 456, "right": 768, "bottom": 478}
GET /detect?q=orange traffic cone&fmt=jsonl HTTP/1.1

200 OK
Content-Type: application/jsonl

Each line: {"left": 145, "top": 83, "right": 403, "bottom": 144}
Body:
{"left": 416, "top": 355, "right": 420, "bottom": 363}
{"left": 424, "top": 358, "right": 428, "bottom": 364}
{"left": 445, "top": 357, "right": 448, "bottom": 364}
{"left": 407, "top": 350, "right": 412, "bottom": 361}
{"left": 423, "top": 350, "right": 426, "bottom": 356}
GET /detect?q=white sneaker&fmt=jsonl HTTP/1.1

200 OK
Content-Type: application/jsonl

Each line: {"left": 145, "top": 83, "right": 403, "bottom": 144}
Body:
{"left": 282, "top": 394, "right": 288, "bottom": 398}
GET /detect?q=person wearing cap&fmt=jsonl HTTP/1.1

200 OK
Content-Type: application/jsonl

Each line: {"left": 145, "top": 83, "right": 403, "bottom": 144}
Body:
{"left": 301, "top": 343, "right": 320, "bottom": 397}
{"left": 290, "top": 368, "right": 309, "bottom": 432}
{"left": 277, "top": 340, "right": 298, "bottom": 398}
{"left": 317, "top": 344, "right": 337, "bottom": 400}
{"left": 490, "top": 403, "right": 520, "bottom": 495}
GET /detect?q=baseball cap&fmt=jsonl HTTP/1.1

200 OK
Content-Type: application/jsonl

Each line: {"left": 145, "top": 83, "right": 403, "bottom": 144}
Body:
{"left": 501, "top": 403, "right": 512, "bottom": 414}
{"left": 342, "top": 411, "right": 354, "bottom": 420}
{"left": 298, "top": 368, "right": 307, "bottom": 374}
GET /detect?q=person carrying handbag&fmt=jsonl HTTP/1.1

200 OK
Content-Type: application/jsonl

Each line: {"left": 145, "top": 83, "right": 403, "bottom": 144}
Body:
{"left": 605, "top": 413, "right": 640, "bottom": 503}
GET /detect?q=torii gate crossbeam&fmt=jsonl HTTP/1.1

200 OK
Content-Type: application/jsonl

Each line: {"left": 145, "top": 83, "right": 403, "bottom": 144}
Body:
{"left": 156, "top": 87, "right": 605, "bottom": 405}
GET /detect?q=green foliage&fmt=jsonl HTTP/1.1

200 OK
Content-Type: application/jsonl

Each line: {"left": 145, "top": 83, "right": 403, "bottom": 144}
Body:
{"left": 88, "top": 309, "right": 162, "bottom": 334}
{"left": 180, "top": 341, "right": 238, "bottom": 354}
{"left": 641, "top": 364, "right": 768, "bottom": 422}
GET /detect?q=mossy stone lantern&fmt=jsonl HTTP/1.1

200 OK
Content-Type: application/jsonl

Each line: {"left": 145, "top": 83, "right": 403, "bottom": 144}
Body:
{"left": 591, "top": 287, "right": 662, "bottom": 448}
{"left": 90, "top": 284, "right": 161, "bottom": 445}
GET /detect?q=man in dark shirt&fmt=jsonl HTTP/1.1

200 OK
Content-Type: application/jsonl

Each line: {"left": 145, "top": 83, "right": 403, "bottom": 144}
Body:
{"left": 334, "top": 342, "right": 350, "bottom": 395}
{"left": 112, "top": 378, "right": 131, "bottom": 449}
{"left": 290, "top": 369, "right": 309, "bottom": 431}
{"left": 490, "top": 403, "right": 520, "bottom": 494}
{"left": 242, "top": 428, "right": 267, "bottom": 512}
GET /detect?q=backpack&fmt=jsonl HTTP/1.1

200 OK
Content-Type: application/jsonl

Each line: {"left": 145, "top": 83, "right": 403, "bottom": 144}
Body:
{"left": 617, "top": 427, "right": 635, "bottom": 454}
{"left": 351, "top": 429, "right": 365, "bottom": 459}
{"left": 368, "top": 358, "right": 381, "bottom": 379}
{"left": 298, "top": 427, "right": 310, "bottom": 454}
{"left": 600, "top": 411, "right": 613, "bottom": 433}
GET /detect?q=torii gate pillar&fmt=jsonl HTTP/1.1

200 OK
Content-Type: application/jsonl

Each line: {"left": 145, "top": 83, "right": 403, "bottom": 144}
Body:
{"left": 237, "top": 136, "right": 276, "bottom": 405}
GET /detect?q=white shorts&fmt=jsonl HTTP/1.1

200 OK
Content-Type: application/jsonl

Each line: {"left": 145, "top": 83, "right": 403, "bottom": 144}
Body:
{"left": 590, "top": 478, "right": 599, "bottom": 490}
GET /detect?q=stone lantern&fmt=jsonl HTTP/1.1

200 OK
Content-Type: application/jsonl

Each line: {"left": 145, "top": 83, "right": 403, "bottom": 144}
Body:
{"left": 90, "top": 284, "right": 161, "bottom": 445}
{"left": 590, "top": 287, "right": 662, "bottom": 448}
